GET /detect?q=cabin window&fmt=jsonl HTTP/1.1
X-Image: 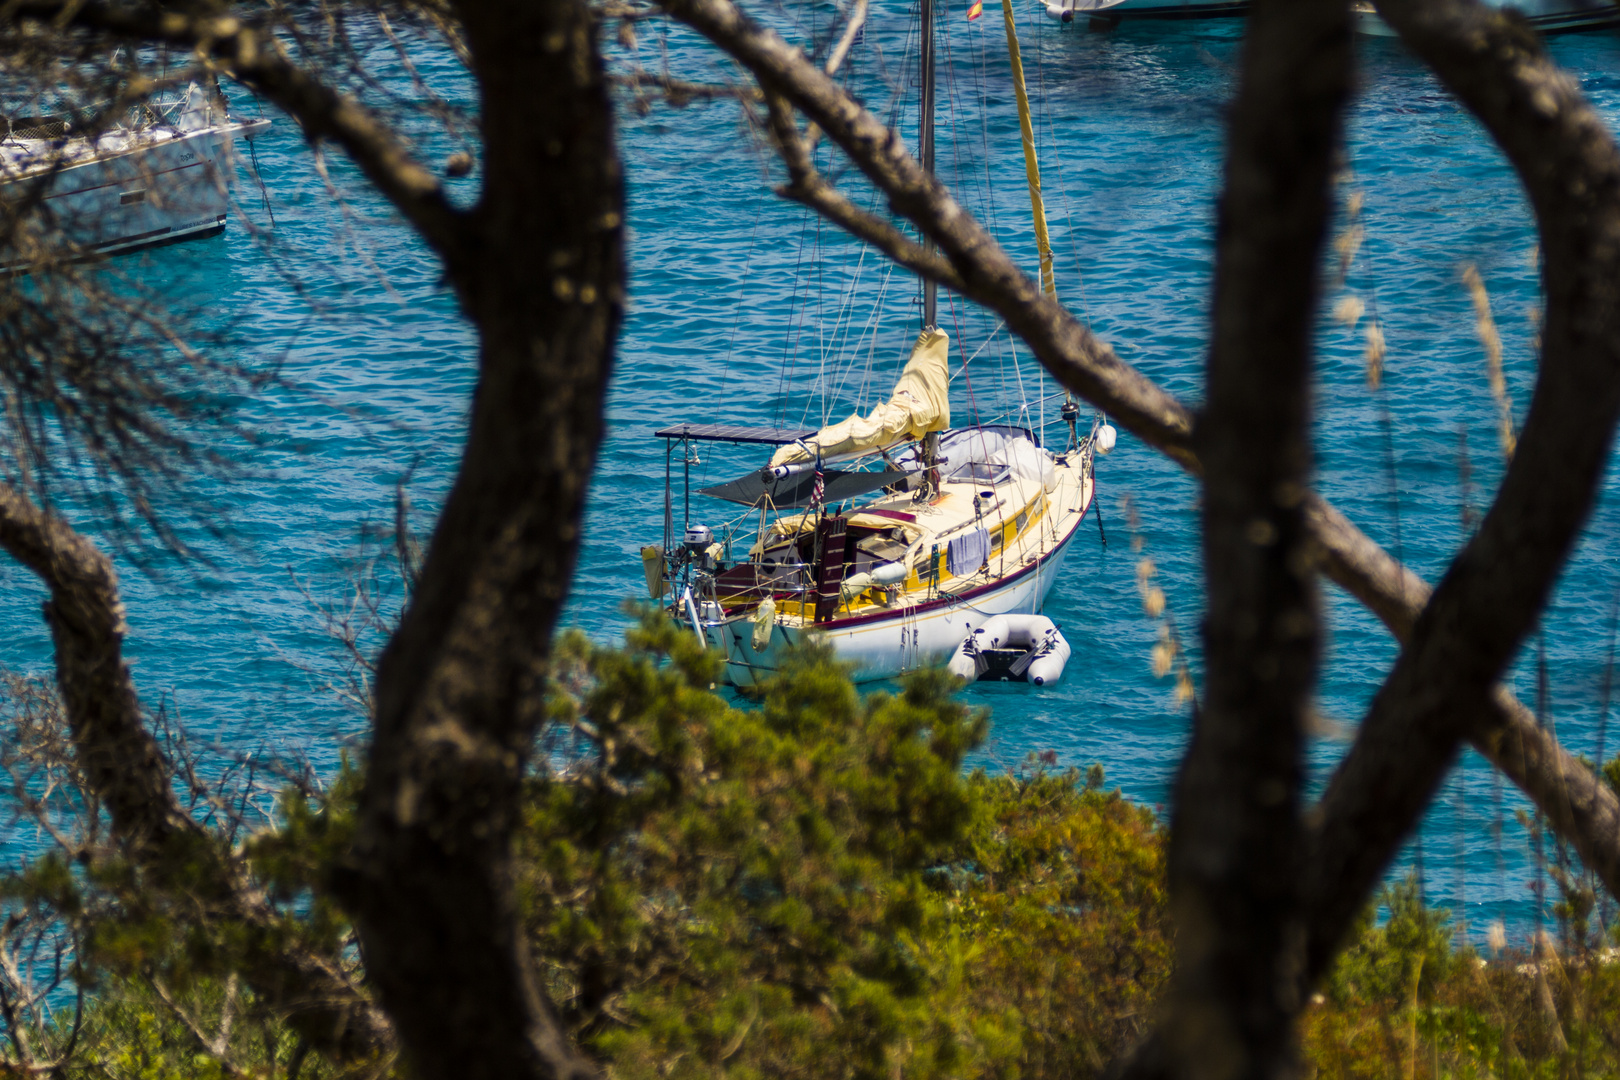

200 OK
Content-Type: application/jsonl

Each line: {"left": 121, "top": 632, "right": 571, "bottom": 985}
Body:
{"left": 949, "top": 461, "right": 1011, "bottom": 485}
{"left": 120, "top": 189, "right": 147, "bottom": 205}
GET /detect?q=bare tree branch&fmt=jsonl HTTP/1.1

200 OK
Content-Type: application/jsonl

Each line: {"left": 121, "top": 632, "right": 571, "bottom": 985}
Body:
{"left": 763, "top": 91, "right": 966, "bottom": 291}
{"left": 0, "top": 482, "right": 394, "bottom": 1061}
{"left": 661, "top": 0, "right": 1620, "bottom": 978}
{"left": 1306, "top": 498, "right": 1620, "bottom": 917}
{"left": 0, "top": 482, "right": 187, "bottom": 850}
{"left": 1155, "top": 0, "right": 1347, "bottom": 1073}
{"left": 610, "top": 71, "right": 757, "bottom": 101}
{"left": 803, "top": 0, "right": 865, "bottom": 151}
{"left": 594, "top": 2, "right": 664, "bottom": 21}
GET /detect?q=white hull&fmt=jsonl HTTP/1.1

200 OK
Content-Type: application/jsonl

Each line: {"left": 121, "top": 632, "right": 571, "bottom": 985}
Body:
{"left": 707, "top": 529, "right": 1080, "bottom": 685}
{"left": 1045, "top": 0, "right": 1245, "bottom": 21}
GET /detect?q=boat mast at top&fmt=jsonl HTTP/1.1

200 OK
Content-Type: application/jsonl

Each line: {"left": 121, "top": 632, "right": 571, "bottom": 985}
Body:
{"left": 919, "top": 0, "right": 937, "bottom": 331}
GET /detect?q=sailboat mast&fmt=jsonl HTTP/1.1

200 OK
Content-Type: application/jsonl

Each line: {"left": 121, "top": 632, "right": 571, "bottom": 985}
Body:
{"left": 919, "top": 0, "right": 937, "bottom": 330}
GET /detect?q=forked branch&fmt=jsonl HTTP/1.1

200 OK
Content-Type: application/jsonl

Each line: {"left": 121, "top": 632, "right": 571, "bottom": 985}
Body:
{"left": 1302, "top": 0, "right": 1620, "bottom": 977}
{"left": 763, "top": 91, "right": 966, "bottom": 291}
{"left": 658, "top": 0, "right": 1620, "bottom": 929}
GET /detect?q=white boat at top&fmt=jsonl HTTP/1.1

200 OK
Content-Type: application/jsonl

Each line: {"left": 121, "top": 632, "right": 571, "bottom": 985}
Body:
{"left": 1044, "top": 0, "right": 1620, "bottom": 30}
{"left": 0, "top": 81, "right": 268, "bottom": 264}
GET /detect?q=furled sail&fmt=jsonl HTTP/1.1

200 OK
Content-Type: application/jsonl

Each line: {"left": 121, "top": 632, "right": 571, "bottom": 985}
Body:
{"left": 769, "top": 328, "right": 952, "bottom": 468}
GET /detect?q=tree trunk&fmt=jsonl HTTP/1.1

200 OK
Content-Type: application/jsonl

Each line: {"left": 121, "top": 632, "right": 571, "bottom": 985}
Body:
{"left": 337, "top": 0, "right": 622, "bottom": 1074}
{"left": 1158, "top": 0, "right": 1348, "bottom": 1076}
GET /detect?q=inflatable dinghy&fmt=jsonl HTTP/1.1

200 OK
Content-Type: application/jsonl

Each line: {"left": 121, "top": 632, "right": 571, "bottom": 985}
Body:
{"left": 947, "top": 614, "right": 1071, "bottom": 686}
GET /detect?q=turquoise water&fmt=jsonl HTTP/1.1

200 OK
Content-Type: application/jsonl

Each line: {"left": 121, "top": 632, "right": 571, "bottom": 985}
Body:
{"left": 0, "top": 12, "right": 1616, "bottom": 939}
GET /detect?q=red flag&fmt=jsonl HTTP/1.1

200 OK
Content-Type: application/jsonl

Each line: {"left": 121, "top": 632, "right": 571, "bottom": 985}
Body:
{"left": 967, "top": 0, "right": 983, "bottom": 18}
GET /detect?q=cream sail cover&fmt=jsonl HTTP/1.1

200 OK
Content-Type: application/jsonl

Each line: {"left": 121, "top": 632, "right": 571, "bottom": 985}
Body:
{"left": 769, "top": 328, "right": 952, "bottom": 467}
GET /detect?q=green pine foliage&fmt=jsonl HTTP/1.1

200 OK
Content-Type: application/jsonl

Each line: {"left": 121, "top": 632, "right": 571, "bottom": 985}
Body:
{"left": 1305, "top": 876, "right": 1620, "bottom": 1079}
{"left": 521, "top": 611, "right": 1171, "bottom": 1079}
{"left": 5, "top": 612, "right": 1619, "bottom": 1078}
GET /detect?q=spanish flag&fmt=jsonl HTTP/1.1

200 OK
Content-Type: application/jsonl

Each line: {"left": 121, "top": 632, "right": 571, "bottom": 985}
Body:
{"left": 967, "top": 0, "right": 982, "bottom": 18}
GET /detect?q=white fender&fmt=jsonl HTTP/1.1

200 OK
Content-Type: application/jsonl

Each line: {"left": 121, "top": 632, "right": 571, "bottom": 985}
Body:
{"left": 871, "top": 561, "right": 909, "bottom": 586}
{"left": 751, "top": 596, "right": 776, "bottom": 651}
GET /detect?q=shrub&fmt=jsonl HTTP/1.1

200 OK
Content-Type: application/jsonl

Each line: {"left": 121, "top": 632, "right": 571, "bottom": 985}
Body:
{"left": 520, "top": 612, "right": 1170, "bottom": 1079}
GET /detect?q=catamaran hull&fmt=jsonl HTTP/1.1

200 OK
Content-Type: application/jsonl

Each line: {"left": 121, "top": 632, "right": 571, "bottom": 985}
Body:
{"left": 703, "top": 503, "right": 1088, "bottom": 687}
{"left": 1051, "top": 0, "right": 1617, "bottom": 25}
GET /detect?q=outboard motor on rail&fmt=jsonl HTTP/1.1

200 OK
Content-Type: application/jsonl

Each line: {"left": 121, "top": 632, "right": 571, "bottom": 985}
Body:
{"left": 684, "top": 524, "right": 717, "bottom": 571}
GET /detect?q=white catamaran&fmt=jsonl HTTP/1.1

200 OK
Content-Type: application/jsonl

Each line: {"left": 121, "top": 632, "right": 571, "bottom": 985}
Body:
{"left": 644, "top": 0, "right": 1112, "bottom": 686}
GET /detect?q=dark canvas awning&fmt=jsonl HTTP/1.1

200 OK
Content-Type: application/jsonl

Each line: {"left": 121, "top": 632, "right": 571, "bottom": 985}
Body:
{"left": 700, "top": 467, "right": 914, "bottom": 509}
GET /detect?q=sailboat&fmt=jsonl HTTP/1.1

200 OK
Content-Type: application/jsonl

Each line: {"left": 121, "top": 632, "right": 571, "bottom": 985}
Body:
{"left": 644, "top": 0, "right": 1110, "bottom": 687}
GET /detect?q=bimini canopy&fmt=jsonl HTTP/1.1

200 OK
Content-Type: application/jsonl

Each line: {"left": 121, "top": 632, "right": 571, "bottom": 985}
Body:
{"left": 769, "top": 328, "right": 952, "bottom": 468}
{"left": 699, "top": 465, "right": 912, "bottom": 509}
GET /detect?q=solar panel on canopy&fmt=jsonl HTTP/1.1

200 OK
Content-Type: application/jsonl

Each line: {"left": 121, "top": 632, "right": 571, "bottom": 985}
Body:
{"left": 654, "top": 423, "right": 817, "bottom": 445}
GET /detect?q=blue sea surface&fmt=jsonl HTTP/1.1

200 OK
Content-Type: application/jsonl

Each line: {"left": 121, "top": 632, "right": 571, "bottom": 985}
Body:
{"left": 0, "top": 9, "right": 1614, "bottom": 941}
